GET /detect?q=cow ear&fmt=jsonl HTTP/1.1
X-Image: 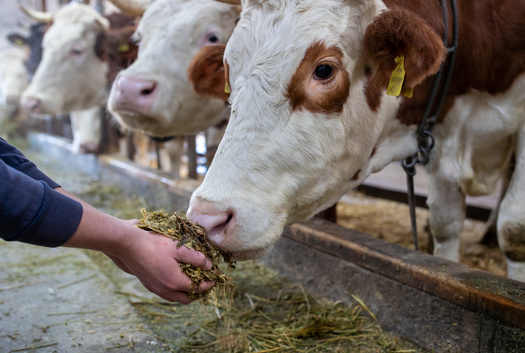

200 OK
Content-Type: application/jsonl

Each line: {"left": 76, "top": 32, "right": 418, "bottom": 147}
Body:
{"left": 7, "top": 33, "right": 28, "bottom": 46}
{"left": 188, "top": 45, "right": 230, "bottom": 102}
{"left": 363, "top": 8, "right": 446, "bottom": 92}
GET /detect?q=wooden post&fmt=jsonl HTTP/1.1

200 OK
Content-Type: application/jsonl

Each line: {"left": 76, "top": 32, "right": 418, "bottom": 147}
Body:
{"left": 186, "top": 135, "right": 198, "bottom": 179}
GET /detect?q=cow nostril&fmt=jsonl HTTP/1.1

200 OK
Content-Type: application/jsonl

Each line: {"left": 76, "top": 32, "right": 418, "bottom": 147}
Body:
{"left": 140, "top": 83, "right": 156, "bottom": 96}
{"left": 204, "top": 212, "right": 235, "bottom": 244}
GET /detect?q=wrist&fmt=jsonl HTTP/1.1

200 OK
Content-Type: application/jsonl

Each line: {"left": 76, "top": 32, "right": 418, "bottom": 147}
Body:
{"left": 63, "top": 203, "right": 137, "bottom": 255}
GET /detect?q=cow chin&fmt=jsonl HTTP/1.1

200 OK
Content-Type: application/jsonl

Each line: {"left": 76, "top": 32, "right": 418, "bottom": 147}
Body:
{"left": 112, "top": 110, "right": 169, "bottom": 136}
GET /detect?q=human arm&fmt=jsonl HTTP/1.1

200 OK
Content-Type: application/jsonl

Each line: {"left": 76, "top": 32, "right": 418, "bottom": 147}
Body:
{"left": 0, "top": 138, "right": 214, "bottom": 303}
{"left": 57, "top": 187, "right": 215, "bottom": 304}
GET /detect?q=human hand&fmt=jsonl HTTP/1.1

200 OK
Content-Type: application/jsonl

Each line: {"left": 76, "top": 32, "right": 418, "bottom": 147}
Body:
{"left": 106, "top": 220, "right": 216, "bottom": 303}
{"left": 59, "top": 194, "right": 215, "bottom": 304}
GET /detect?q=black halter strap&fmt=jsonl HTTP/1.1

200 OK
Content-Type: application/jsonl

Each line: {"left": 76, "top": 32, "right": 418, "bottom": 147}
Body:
{"left": 401, "top": 0, "right": 459, "bottom": 250}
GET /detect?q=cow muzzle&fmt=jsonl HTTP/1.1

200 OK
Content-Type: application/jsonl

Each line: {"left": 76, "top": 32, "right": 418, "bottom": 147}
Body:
{"left": 110, "top": 76, "right": 158, "bottom": 114}
{"left": 20, "top": 96, "right": 42, "bottom": 114}
{"left": 187, "top": 195, "right": 285, "bottom": 261}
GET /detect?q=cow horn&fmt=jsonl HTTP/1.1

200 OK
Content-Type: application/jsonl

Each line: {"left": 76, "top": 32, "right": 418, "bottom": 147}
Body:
{"left": 18, "top": 2, "right": 53, "bottom": 23}
{"left": 215, "top": 0, "right": 242, "bottom": 4}
{"left": 106, "top": 0, "right": 152, "bottom": 17}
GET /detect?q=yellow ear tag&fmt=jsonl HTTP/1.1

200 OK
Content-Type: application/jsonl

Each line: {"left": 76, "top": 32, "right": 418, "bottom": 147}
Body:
{"left": 224, "top": 81, "right": 231, "bottom": 94}
{"left": 117, "top": 43, "right": 130, "bottom": 53}
{"left": 386, "top": 55, "right": 413, "bottom": 98}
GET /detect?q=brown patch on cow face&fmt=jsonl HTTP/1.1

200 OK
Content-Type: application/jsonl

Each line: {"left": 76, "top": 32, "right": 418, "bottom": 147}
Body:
{"left": 286, "top": 42, "right": 350, "bottom": 114}
{"left": 188, "top": 45, "right": 230, "bottom": 102}
{"left": 94, "top": 12, "right": 138, "bottom": 82}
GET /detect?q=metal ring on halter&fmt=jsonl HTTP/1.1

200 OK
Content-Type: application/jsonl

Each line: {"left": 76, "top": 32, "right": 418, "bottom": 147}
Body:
{"left": 402, "top": 155, "right": 417, "bottom": 176}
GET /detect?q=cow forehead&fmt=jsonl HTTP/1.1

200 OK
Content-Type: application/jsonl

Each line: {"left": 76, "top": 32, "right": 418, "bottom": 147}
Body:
{"left": 53, "top": 3, "right": 108, "bottom": 28}
{"left": 43, "top": 4, "right": 105, "bottom": 50}
{"left": 226, "top": 0, "right": 352, "bottom": 91}
{"left": 43, "top": 23, "right": 95, "bottom": 50}
{"left": 138, "top": 0, "right": 236, "bottom": 41}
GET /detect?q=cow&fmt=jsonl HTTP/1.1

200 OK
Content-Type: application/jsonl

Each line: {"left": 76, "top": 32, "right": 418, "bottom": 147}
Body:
{"left": 6, "top": 22, "right": 47, "bottom": 81}
{"left": 18, "top": 2, "right": 138, "bottom": 154}
{"left": 0, "top": 47, "right": 30, "bottom": 128}
{"left": 186, "top": 0, "right": 525, "bottom": 282}
{"left": 20, "top": 3, "right": 138, "bottom": 114}
{"left": 107, "top": 0, "right": 239, "bottom": 166}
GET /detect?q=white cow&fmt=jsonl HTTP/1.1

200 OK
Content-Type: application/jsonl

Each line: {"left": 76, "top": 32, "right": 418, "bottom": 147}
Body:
{"left": 21, "top": 4, "right": 111, "bottom": 114}
{"left": 187, "top": 0, "right": 525, "bottom": 282}
{"left": 107, "top": 0, "right": 237, "bottom": 154}
{"left": 19, "top": 3, "right": 138, "bottom": 154}
{"left": 0, "top": 47, "right": 30, "bottom": 127}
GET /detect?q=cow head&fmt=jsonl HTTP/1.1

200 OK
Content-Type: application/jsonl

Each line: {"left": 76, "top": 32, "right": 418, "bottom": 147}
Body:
{"left": 108, "top": 0, "right": 239, "bottom": 137}
{"left": 20, "top": 3, "right": 110, "bottom": 115}
{"left": 187, "top": 0, "right": 446, "bottom": 260}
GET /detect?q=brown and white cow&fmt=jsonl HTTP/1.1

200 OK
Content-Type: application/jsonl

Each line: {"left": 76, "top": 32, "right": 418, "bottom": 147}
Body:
{"left": 107, "top": 0, "right": 238, "bottom": 139}
{"left": 187, "top": 0, "right": 525, "bottom": 282}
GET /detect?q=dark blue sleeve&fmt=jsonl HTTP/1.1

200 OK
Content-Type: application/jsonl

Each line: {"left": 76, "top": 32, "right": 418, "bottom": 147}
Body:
{"left": 0, "top": 137, "right": 60, "bottom": 188}
{"left": 0, "top": 138, "right": 83, "bottom": 247}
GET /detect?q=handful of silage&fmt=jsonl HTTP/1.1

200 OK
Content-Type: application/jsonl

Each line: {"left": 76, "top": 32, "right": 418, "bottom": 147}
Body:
{"left": 136, "top": 208, "right": 235, "bottom": 305}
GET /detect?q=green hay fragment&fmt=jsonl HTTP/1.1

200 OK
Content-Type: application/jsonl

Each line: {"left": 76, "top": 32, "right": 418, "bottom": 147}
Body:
{"left": 136, "top": 208, "right": 235, "bottom": 305}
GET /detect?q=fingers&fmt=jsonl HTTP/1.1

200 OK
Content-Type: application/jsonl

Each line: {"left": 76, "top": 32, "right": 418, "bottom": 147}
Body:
{"left": 174, "top": 244, "right": 213, "bottom": 271}
{"left": 150, "top": 280, "right": 216, "bottom": 304}
{"left": 192, "top": 280, "right": 215, "bottom": 293}
{"left": 156, "top": 290, "right": 196, "bottom": 304}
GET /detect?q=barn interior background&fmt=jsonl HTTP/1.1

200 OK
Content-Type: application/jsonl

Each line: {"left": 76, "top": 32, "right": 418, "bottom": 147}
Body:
{"left": 0, "top": 0, "right": 524, "bottom": 352}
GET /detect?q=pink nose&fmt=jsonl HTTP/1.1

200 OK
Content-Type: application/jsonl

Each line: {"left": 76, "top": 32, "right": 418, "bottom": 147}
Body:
{"left": 21, "top": 96, "right": 41, "bottom": 113}
{"left": 187, "top": 204, "right": 235, "bottom": 248}
{"left": 111, "top": 76, "right": 157, "bottom": 113}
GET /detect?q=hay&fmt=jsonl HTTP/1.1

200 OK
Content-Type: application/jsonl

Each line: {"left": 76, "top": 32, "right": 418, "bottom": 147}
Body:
{"left": 131, "top": 261, "right": 424, "bottom": 352}
{"left": 136, "top": 208, "right": 235, "bottom": 305}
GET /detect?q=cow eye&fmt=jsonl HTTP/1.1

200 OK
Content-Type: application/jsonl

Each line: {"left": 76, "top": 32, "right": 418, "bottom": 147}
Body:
{"left": 314, "top": 64, "right": 334, "bottom": 80}
{"left": 208, "top": 33, "right": 219, "bottom": 43}
{"left": 71, "top": 48, "right": 83, "bottom": 56}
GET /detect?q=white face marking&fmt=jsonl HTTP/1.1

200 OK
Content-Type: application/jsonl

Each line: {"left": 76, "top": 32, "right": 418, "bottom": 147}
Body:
{"left": 107, "top": 0, "right": 238, "bottom": 137}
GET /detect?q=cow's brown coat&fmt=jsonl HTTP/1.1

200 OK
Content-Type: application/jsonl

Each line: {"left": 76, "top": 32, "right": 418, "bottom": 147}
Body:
{"left": 188, "top": 45, "right": 230, "bottom": 102}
